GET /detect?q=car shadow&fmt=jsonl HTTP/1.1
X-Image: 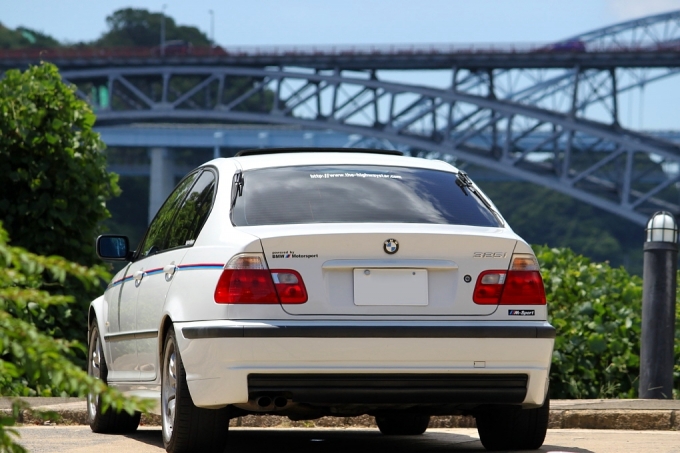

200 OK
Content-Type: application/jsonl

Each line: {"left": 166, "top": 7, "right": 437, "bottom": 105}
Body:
{"left": 121, "top": 427, "right": 164, "bottom": 447}
{"left": 540, "top": 445, "right": 594, "bottom": 453}
{"left": 124, "top": 428, "right": 595, "bottom": 453}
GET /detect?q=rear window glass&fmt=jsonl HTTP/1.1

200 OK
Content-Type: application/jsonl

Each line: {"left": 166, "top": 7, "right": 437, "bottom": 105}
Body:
{"left": 231, "top": 165, "right": 501, "bottom": 227}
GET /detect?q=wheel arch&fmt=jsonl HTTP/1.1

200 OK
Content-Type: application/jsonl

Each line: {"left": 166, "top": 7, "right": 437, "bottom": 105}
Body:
{"left": 158, "top": 314, "right": 175, "bottom": 360}
{"left": 88, "top": 296, "right": 106, "bottom": 345}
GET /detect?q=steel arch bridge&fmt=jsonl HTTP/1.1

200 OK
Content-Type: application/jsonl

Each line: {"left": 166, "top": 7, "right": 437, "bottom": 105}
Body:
{"left": 58, "top": 10, "right": 680, "bottom": 226}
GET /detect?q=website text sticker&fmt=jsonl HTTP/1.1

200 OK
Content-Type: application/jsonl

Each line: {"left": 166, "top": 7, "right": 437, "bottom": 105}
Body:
{"left": 309, "top": 173, "right": 402, "bottom": 179}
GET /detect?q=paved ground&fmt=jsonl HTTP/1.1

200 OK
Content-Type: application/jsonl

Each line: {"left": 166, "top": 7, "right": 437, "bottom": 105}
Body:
{"left": 12, "top": 426, "right": 680, "bottom": 453}
{"left": 3, "top": 398, "right": 680, "bottom": 430}
{"left": 5, "top": 397, "right": 680, "bottom": 452}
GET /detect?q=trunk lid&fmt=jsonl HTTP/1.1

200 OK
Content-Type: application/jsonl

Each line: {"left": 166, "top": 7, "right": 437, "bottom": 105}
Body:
{"left": 249, "top": 224, "right": 518, "bottom": 316}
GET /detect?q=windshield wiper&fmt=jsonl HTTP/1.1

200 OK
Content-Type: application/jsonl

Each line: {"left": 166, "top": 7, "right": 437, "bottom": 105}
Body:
{"left": 231, "top": 171, "right": 244, "bottom": 209}
{"left": 456, "top": 171, "right": 503, "bottom": 223}
{"left": 456, "top": 171, "right": 473, "bottom": 196}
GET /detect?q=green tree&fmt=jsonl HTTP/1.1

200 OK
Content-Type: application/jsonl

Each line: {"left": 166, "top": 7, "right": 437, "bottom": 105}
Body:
{"left": 0, "top": 63, "right": 120, "bottom": 343}
{"left": 0, "top": 23, "right": 60, "bottom": 50}
{"left": 0, "top": 224, "right": 151, "bottom": 453}
{"left": 95, "top": 8, "right": 210, "bottom": 47}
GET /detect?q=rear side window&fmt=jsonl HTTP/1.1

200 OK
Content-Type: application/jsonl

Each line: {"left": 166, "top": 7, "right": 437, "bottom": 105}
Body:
{"left": 138, "top": 171, "right": 200, "bottom": 258}
{"left": 231, "top": 165, "right": 501, "bottom": 227}
{"left": 166, "top": 170, "right": 216, "bottom": 249}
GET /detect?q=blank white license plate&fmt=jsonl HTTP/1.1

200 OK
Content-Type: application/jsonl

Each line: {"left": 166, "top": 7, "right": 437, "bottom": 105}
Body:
{"left": 353, "top": 269, "right": 428, "bottom": 306}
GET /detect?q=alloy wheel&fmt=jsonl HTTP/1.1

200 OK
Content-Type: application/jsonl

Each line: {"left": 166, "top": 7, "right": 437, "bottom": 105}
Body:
{"left": 162, "top": 341, "right": 178, "bottom": 443}
{"left": 87, "top": 331, "right": 102, "bottom": 421}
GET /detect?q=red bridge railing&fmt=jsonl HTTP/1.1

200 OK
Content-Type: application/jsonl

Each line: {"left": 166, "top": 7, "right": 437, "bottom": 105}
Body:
{"left": 1, "top": 41, "right": 678, "bottom": 61}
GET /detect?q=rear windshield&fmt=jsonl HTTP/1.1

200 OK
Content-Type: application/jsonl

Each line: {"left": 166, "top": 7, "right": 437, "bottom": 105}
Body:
{"left": 231, "top": 165, "right": 502, "bottom": 227}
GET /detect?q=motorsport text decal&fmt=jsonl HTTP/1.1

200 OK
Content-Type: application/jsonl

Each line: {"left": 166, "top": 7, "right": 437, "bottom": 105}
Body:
{"left": 271, "top": 251, "right": 319, "bottom": 259}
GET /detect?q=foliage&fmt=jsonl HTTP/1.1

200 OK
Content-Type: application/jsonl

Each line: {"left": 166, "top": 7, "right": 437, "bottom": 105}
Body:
{"left": 481, "top": 180, "right": 643, "bottom": 274}
{"left": 0, "top": 62, "right": 119, "bottom": 265}
{"left": 1, "top": 8, "right": 211, "bottom": 50}
{"left": 536, "top": 245, "right": 680, "bottom": 399}
{"left": 0, "top": 23, "right": 60, "bottom": 50}
{"left": 96, "top": 8, "right": 210, "bottom": 47}
{"left": 0, "top": 63, "right": 120, "bottom": 346}
{"left": 0, "top": 224, "right": 152, "bottom": 452}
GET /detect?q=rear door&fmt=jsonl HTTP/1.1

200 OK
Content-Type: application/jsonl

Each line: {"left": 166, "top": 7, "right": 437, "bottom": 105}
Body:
{"left": 132, "top": 170, "right": 202, "bottom": 380}
{"left": 136, "top": 169, "right": 217, "bottom": 380}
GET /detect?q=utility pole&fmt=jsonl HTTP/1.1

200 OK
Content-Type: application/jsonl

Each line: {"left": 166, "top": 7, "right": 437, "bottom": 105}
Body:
{"left": 160, "top": 4, "right": 167, "bottom": 56}
{"left": 209, "top": 10, "right": 215, "bottom": 47}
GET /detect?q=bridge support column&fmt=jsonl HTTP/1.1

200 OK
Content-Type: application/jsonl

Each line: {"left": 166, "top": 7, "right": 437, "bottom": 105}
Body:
{"left": 148, "top": 147, "right": 175, "bottom": 223}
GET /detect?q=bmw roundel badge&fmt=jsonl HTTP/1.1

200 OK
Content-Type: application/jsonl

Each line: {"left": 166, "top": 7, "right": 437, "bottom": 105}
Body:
{"left": 383, "top": 238, "right": 399, "bottom": 254}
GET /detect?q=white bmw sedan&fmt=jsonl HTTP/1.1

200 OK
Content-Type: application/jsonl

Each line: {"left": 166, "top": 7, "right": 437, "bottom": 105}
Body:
{"left": 89, "top": 149, "right": 555, "bottom": 452}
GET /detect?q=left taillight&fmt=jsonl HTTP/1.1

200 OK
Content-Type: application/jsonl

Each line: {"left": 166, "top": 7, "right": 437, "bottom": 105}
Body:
{"left": 214, "top": 253, "right": 308, "bottom": 304}
{"left": 472, "top": 253, "right": 546, "bottom": 305}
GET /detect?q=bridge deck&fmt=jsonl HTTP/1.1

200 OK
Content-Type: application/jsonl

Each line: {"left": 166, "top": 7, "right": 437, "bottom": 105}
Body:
{"left": 3, "top": 45, "right": 680, "bottom": 70}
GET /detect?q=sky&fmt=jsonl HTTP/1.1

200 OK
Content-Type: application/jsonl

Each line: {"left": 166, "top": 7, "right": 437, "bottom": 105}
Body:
{"left": 3, "top": 0, "right": 680, "bottom": 129}
{"left": 3, "top": 0, "right": 679, "bottom": 46}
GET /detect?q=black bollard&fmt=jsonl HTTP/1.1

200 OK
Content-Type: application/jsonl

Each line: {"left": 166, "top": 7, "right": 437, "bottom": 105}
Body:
{"left": 639, "top": 211, "right": 678, "bottom": 399}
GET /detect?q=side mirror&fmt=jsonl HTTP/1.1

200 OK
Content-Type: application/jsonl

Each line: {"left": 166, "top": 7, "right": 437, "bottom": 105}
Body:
{"left": 96, "top": 235, "right": 131, "bottom": 261}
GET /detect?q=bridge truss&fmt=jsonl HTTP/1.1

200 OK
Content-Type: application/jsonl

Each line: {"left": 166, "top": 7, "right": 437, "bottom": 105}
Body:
{"left": 59, "top": 10, "right": 680, "bottom": 225}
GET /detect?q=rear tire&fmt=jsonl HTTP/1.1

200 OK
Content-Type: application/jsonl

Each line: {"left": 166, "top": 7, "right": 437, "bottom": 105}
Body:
{"left": 475, "top": 395, "right": 550, "bottom": 451}
{"left": 87, "top": 322, "right": 141, "bottom": 433}
{"left": 376, "top": 414, "right": 430, "bottom": 435}
{"left": 162, "top": 326, "right": 230, "bottom": 453}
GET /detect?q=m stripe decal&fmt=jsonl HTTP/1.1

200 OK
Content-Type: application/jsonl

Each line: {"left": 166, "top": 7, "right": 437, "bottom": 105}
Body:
{"left": 109, "top": 275, "right": 134, "bottom": 288}
{"left": 177, "top": 263, "right": 224, "bottom": 270}
{"left": 106, "top": 263, "right": 224, "bottom": 289}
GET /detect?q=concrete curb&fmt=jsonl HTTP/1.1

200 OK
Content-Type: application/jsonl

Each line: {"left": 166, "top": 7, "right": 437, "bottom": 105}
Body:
{"left": 549, "top": 409, "right": 679, "bottom": 430}
{"left": 2, "top": 398, "right": 679, "bottom": 431}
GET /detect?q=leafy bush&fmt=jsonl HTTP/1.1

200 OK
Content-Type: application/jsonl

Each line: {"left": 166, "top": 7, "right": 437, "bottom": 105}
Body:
{"left": 536, "top": 245, "right": 680, "bottom": 399}
{"left": 0, "top": 224, "right": 151, "bottom": 452}
{"left": 0, "top": 62, "right": 120, "bottom": 347}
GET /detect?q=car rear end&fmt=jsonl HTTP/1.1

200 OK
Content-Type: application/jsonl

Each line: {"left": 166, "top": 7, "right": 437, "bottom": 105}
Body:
{"left": 173, "top": 152, "right": 554, "bottom": 419}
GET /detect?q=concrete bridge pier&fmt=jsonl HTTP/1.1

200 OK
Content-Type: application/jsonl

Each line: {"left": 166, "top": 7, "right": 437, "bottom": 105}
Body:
{"left": 148, "top": 147, "right": 175, "bottom": 223}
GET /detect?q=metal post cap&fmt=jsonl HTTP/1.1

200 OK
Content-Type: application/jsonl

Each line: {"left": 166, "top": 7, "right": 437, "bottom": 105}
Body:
{"left": 645, "top": 211, "right": 678, "bottom": 243}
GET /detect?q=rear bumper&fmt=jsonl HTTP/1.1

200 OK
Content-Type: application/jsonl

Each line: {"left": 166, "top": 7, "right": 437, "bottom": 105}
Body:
{"left": 174, "top": 320, "right": 554, "bottom": 409}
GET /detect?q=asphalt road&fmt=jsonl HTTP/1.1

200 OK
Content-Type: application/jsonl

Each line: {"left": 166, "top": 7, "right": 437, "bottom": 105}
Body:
{"left": 13, "top": 426, "right": 680, "bottom": 453}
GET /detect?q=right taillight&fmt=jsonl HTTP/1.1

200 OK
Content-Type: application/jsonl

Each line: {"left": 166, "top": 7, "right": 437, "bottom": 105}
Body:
{"left": 473, "top": 254, "right": 546, "bottom": 305}
{"left": 270, "top": 270, "right": 308, "bottom": 304}
{"left": 214, "top": 254, "right": 308, "bottom": 304}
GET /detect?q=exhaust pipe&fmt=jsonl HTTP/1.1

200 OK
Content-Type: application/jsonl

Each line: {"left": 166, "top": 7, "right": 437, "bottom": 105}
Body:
{"left": 256, "top": 396, "right": 272, "bottom": 408}
{"left": 253, "top": 395, "right": 289, "bottom": 410}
